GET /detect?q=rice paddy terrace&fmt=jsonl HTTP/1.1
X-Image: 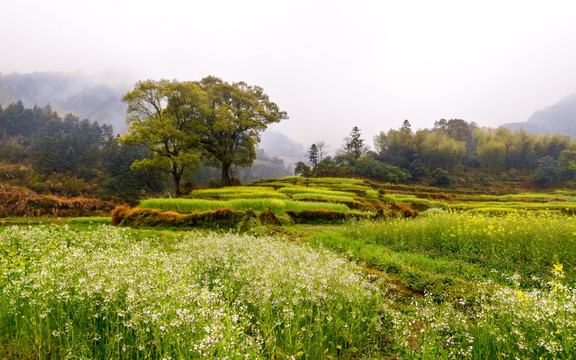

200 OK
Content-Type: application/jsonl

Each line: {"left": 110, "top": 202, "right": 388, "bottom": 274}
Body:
{"left": 121, "top": 176, "right": 576, "bottom": 228}
{"left": 1, "top": 177, "right": 575, "bottom": 358}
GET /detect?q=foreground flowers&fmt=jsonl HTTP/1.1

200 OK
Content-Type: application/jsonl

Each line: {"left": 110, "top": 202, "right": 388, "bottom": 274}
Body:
{"left": 0, "top": 225, "right": 390, "bottom": 358}
{"left": 0, "top": 224, "right": 574, "bottom": 359}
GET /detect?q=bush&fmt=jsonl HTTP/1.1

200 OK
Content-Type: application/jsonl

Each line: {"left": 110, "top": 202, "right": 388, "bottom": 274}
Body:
{"left": 111, "top": 205, "right": 130, "bottom": 225}
{"left": 285, "top": 209, "right": 349, "bottom": 224}
{"left": 431, "top": 168, "right": 454, "bottom": 187}
{"left": 0, "top": 184, "right": 116, "bottom": 217}
{"left": 259, "top": 208, "right": 281, "bottom": 225}
{"left": 390, "top": 202, "right": 419, "bottom": 218}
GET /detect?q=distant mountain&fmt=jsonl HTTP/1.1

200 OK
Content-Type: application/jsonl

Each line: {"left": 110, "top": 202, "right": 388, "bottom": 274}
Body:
{"left": 260, "top": 130, "right": 307, "bottom": 167}
{"left": 0, "top": 72, "right": 128, "bottom": 133}
{"left": 504, "top": 94, "right": 576, "bottom": 138}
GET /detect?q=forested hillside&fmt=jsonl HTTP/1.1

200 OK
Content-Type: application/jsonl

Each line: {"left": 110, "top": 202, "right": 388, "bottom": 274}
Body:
{"left": 0, "top": 72, "right": 127, "bottom": 132}
{"left": 0, "top": 101, "right": 292, "bottom": 202}
{"left": 0, "top": 101, "right": 165, "bottom": 203}
{"left": 298, "top": 120, "right": 576, "bottom": 189}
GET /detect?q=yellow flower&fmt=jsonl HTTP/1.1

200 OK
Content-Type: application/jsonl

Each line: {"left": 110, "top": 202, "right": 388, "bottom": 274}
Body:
{"left": 553, "top": 264, "right": 563, "bottom": 273}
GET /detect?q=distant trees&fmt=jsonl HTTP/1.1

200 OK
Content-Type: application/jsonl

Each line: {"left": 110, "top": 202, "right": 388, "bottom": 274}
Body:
{"left": 0, "top": 102, "right": 163, "bottom": 201}
{"left": 308, "top": 144, "right": 319, "bottom": 168}
{"left": 534, "top": 156, "right": 561, "bottom": 187}
{"left": 296, "top": 119, "right": 576, "bottom": 188}
{"left": 341, "top": 126, "right": 369, "bottom": 174}
{"left": 374, "top": 120, "right": 417, "bottom": 168}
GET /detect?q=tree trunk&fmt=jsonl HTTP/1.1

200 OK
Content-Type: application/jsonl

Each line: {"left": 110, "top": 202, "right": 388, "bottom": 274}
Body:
{"left": 221, "top": 162, "right": 231, "bottom": 186}
{"left": 172, "top": 171, "right": 182, "bottom": 197}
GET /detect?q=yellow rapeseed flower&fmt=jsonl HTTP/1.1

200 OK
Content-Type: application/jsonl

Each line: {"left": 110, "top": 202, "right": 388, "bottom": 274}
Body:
{"left": 553, "top": 264, "right": 563, "bottom": 273}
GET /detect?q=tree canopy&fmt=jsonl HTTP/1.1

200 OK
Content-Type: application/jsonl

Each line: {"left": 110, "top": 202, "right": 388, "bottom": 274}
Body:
{"left": 121, "top": 79, "right": 207, "bottom": 196}
{"left": 197, "top": 76, "right": 288, "bottom": 185}
{"left": 120, "top": 76, "right": 288, "bottom": 192}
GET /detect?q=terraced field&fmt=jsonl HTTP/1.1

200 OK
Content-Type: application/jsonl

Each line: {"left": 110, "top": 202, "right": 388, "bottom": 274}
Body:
{"left": 2, "top": 176, "right": 576, "bottom": 358}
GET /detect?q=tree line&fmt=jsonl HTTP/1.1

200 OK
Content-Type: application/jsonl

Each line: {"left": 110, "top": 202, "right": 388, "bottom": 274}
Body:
{"left": 0, "top": 100, "right": 165, "bottom": 202}
{"left": 0, "top": 76, "right": 288, "bottom": 199}
{"left": 297, "top": 119, "right": 576, "bottom": 187}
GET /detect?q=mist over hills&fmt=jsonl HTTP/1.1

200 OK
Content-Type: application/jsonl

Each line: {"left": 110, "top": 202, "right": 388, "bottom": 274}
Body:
{"left": 504, "top": 94, "right": 576, "bottom": 138}
{"left": 0, "top": 72, "right": 128, "bottom": 133}
{"left": 259, "top": 130, "right": 307, "bottom": 166}
{"left": 0, "top": 72, "right": 306, "bottom": 169}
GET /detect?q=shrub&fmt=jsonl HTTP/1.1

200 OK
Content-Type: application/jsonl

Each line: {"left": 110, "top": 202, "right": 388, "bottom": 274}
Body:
{"left": 259, "top": 208, "right": 281, "bottom": 225}
{"left": 285, "top": 209, "right": 349, "bottom": 224}
{"left": 111, "top": 205, "right": 130, "bottom": 225}
{"left": 390, "top": 202, "right": 419, "bottom": 218}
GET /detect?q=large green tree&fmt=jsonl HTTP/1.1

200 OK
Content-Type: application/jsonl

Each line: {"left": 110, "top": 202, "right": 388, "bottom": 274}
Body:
{"left": 197, "top": 76, "right": 288, "bottom": 186}
{"left": 121, "top": 79, "right": 207, "bottom": 196}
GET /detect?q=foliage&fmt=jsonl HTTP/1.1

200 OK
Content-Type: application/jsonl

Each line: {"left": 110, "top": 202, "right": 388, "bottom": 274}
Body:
{"left": 374, "top": 120, "right": 417, "bottom": 168}
{"left": 307, "top": 143, "right": 319, "bottom": 168}
{"left": 431, "top": 168, "right": 454, "bottom": 186}
{"left": 121, "top": 80, "right": 206, "bottom": 196}
{"left": 0, "top": 183, "right": 115, "bottom": 217}
{"left": 294, "top": 161, "right": 312, "bottom": 177}
{"left": 340, "top": 126, "right": 368, "bottom": 174}
{"left": 534, "top": 156, "right": 561, "bottom": 187}
{"left": 0, "top": 102, "right": 163, "bottom": 201}
{"left": 0, "top": 225, "right": 391, "bottom": 358}
{"left": 197, "top": 76, "right": 288, "bottom": 185}
{"left": 286, "top": 209, "right": 352, "bottom": 224}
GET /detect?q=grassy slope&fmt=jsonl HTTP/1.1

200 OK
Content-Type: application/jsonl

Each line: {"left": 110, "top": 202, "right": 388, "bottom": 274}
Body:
{"left": 4, "top": 176, "right": 576, "bottom": 358}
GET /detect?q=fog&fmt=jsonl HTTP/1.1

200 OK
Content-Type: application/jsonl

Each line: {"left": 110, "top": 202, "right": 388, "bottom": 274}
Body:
{"left": 2, "top": 0, "right": 576, "bottom": 149}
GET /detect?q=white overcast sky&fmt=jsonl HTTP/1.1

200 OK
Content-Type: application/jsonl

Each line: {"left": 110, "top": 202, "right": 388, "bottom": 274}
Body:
{"left": 2, "top": 0, "right": 576, "bottom": 149}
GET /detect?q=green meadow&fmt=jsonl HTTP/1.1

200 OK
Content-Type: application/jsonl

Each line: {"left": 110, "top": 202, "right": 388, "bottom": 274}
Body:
{"left": 2, "top": 176, "right": 576, "bottom": 359}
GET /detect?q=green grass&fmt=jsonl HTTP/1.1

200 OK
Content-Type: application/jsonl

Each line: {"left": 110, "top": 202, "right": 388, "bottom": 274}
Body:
{"left": 301, "top": 210, "right": 576, "bottom": 359}
{"left": 190, "top": 186, "right": 288, "bottom": 200}
{"left": 453, "top": 192, "right": 576, "bottom": 202}
{"left": 67, "top": 217, "right": 111, "bottom": 225}
{"left": 140, "top": 198, "right": 351, "bottom": 214}
{"left": 291, "top": 193, "right": 356, "bottom": 202}
{"left": 450, "top": 201, "right": 576, "bottom": 212}
{"left": 278, "top": 186, "right": 356, "bottom": 197}
{"left": 343, "top": 211, "right": 576, "bottom": 268}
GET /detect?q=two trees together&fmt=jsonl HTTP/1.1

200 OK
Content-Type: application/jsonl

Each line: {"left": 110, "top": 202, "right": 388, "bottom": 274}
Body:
{"left": 121, "top": 76, "right": 287, "bottom": 196}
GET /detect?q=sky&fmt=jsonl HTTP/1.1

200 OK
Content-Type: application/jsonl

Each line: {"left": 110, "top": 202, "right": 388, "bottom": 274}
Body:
{"left": 2, "top": 0, "right": 576, "bottom": 150}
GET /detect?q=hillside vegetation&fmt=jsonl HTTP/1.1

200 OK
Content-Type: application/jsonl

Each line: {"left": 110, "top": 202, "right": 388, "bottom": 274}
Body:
{"left": 2, "top": 177, "right": 575, "bottom": 359}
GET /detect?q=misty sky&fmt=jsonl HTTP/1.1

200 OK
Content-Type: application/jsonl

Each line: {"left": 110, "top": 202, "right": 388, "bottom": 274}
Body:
{"left": 2, "top": 0, "right": 576, "bottom": 149}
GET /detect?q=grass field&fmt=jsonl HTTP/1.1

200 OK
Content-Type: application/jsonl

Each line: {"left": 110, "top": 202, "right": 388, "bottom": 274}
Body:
{"left": 3, "top": 176, "right": 576, "bottom": 358}
{"left": 140, "top": 198, "right": 351, "bottom": 214}
{"left": 0, "top": 225, "right": 390, "bottom": 359}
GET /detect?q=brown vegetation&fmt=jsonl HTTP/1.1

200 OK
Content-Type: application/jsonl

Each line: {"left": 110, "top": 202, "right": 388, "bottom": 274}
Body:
{"left": 0, "top": 184, "right": 115, "bottom": 217}
{"left": 112, "top": 206, "right": 246, "bottom": 228}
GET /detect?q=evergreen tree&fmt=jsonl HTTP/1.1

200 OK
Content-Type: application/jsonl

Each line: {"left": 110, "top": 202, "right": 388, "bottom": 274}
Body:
{"left": 344, "top": 126, "right": 368, "bottom": 174}
{"left": 308, "top": 144, "right": 319, "bottom": 169}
